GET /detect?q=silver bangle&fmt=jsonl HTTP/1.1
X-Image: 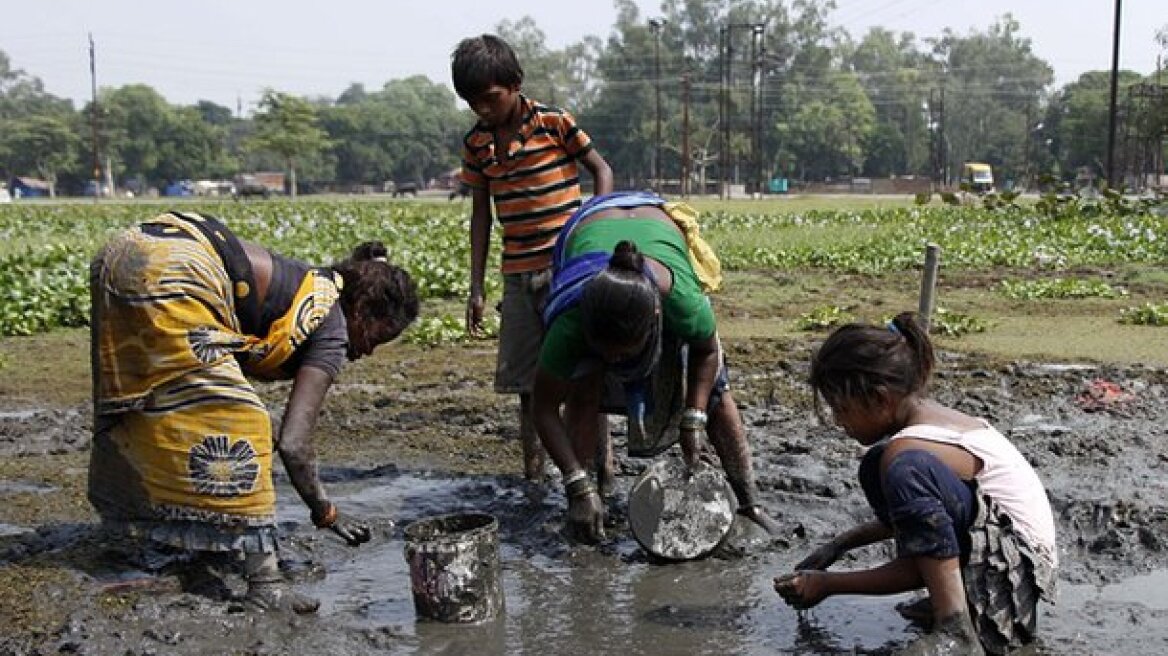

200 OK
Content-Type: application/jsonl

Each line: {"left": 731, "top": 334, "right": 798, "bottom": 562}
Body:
{"left": 563, "top": 469, "right": 589, "bottom": 487}
{"left": 681, "top": 407, "right": 708, "bottom": 429}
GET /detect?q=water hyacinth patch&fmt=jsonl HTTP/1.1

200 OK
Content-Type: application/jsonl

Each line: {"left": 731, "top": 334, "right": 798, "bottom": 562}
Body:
{"left": 1118, "top": 302, "right": 1168, "bottom": 326}
{"left": 795, "top": 305, "right": 853, "bottom": 331}
{"left": 999, "top": 278, "right": 1127, "bottom": 300}
{"left": 0, "top": 198, "right": 1164, "bottom": 344}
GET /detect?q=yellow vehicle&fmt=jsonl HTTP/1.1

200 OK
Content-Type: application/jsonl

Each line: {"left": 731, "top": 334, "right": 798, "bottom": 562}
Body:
{"left": 961, "top": 162, "right": 994, "bottom": 194}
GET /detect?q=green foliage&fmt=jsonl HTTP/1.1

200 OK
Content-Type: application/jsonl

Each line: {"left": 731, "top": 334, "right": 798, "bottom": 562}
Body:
{"left": 1, "top": 196, "right": 1165, "bottom": 339}
{"left": 795, "top": 305, "right": 853, "bottom": 331}
{"left": 914, "top": 192, "right": 932, "bottom": 205}
{"left": 929, "top": 307, "right": 989, "bottom": 338}
{"left": 979, "top": 191, "right": 1022, "bottom": 212}
{"left": 0, "top": 244, "right": 91, "bottom": 336}
{"left": 250, "top": 90, "right": 331, "bottom": 197}
{"left": 0, "top": 200, "right": 501, "bottom": 337}
{"left": 404, "top": 313, "right": 500, "bottom": 347}
{"left": 1035, "top": 185, "right": 1168, "bottom": 220}
{"left": 706, "top": 202, "right": 1167, "bottom": 275}
{"left": 999, "top": 278, "right": 1126, "bottom": 300}
{"left": 1118, "top": 302, "right": 1168, "bottom": 326}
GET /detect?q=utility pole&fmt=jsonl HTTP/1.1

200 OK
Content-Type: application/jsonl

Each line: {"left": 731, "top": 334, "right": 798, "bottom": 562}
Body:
{"left": 718, "top": 22, "right": 766, "bottom": 200}
{"left": 1106, "top": 0, "right": 1122, "bottom": 187}
{"left": 1024, "top": 103, "right": 1033, "bottom": 191}
{"left": 718, "top": 26, "right": 728, "bottom": 199}
{"left": 649, "top": 18, "right": 666, "bottom": 192}
{"left": 89, "top": 33, "right": 101, "bottom": 202}
{"left": 682, "top": 73, "right": 691, "bottom": 197}
{"left": 750, "top": 25, "right": 763, "bottom": 197}
{"left": 937, "top": 86, "right": 947, "bottom": 186}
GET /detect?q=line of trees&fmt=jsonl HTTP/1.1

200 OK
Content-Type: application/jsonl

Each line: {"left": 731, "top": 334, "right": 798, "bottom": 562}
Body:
{"left": 1, "top": 1, "right": 1165, "bottom": 197}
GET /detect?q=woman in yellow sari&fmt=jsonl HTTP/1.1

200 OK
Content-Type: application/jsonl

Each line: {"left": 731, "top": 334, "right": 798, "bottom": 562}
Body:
{"left": 89, "top": 211, "right": 418, "bottom": 613}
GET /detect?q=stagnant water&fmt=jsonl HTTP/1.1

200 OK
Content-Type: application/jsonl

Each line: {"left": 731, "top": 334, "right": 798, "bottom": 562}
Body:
{"left": 279, "top": 469, "right": 1168, "bottom": 656}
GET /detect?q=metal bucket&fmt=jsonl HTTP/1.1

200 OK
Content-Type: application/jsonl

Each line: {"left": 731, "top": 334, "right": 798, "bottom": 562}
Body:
{"left": 628, "top": 460, "right": 737, "bottom": 561}
{"left": 403, "top": 512, "right": 503, "bottom": 623}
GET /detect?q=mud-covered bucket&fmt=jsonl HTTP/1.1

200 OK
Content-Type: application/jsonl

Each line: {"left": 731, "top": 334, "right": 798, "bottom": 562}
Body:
{"left": 402, "top": 512, "right": 503, "bottom": 623}
{"left": 628, "top": 460, "right": 737, "bottom": 561}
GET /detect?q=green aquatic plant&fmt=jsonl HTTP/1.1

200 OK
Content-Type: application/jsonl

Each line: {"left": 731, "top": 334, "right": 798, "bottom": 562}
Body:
{"left": 1118, "top": 302, "right": 1168, "bottom": 326}
{"left": 929, "top": 307, "right": 989, "bottom": 338}
{"left": 999, "top": 278, "right": 1126, "bottom": 300}
{"left": 795, "top": 305, "right": 853, "bottom": 331}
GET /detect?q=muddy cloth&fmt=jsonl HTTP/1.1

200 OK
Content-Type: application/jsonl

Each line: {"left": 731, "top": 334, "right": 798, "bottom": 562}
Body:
{"left": 89, "top": 212, "right": 343, "bottom": 553}
{"left": 859, "top": 445, "right": 1056, "bottom": 654}
{"left": 595, "top": 335, "right": 730, "bottom": 458}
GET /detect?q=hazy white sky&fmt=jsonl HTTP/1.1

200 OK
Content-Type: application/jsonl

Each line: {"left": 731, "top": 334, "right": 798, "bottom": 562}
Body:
{"left": 1, "top": 0, "right": 1163, "bottom": 111}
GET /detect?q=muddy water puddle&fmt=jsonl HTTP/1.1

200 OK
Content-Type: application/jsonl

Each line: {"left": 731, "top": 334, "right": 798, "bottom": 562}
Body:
{"left": 292, "top": 469, "right": 922, "bottom": 655}
{"left": 280, "top": 465, "right": 1168, "bottom": 656}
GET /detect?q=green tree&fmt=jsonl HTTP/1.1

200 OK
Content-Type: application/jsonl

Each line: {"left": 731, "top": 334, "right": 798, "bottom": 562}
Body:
{"left": 778, "top": 71, "right": 875, "bottom": 179}
{"left": 249, "top": 90, "right": 331, "bottom": 198}
{"left": 929, "top": 15, "right": 1053, "bottom": 186}
{"left": 1, "top": 115, "right": 80, "bottom": 196}
{"left": 845, "top": 27, "right": 932, "bottom": 176}
{"left": 0, "top": 50, "right": 78, "bottom": 181}
{"left": 321, "top": 76, "right": 462, "bottom": 187}
{"left": 94, "top": 85, "right": 233, "bottom": 191}
{"left": 94, "top": 84, "right": 173, "bottom": 190}
{"left": 1046, "top": 69, "right": 1145, "bottom": 182}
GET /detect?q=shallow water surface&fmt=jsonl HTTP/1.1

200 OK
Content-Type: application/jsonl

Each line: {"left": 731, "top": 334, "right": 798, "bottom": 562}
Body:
{"left": 291, "top": 469, "right": 920, "bottom": 655}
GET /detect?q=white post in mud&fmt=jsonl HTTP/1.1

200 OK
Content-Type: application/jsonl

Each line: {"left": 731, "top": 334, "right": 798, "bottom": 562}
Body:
{"left": 918, "top": 243, "right": 941, "bottom": 332}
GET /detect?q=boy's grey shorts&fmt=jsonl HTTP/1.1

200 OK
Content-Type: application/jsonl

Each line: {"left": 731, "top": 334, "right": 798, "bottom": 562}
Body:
{"left": 494, "top": 269, "right": 551, "bottom": 394}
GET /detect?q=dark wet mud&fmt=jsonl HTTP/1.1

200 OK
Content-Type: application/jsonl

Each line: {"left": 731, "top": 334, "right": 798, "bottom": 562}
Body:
{"left": 2, "top": 341, "right": 1168, "bottom": 655}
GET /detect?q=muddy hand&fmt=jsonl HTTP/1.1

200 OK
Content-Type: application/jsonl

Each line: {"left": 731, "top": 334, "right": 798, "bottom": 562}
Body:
{"left": 794, "top": 541, "right": 841, "bottom": 571}
{"left": 773, "top": 571, "right": 827, "bottom": 610}
{"left": 567, "top": 488, "right": 606, "bottom": 543}
{"left": 739, "top": 504, "right": 781, "bottom": 536}
{"left": 329, "top": 509, "right": 372, "bottom": 546}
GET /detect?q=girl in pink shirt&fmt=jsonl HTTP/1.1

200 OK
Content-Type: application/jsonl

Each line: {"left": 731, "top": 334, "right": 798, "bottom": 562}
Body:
{"left": 775, "top": 312, "right": 1057, "bottom": 655}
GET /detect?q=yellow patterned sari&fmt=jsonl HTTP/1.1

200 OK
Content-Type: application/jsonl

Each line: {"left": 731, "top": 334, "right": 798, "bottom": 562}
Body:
{"left": 89, "top": 212, "right": 340, "bottom": 549}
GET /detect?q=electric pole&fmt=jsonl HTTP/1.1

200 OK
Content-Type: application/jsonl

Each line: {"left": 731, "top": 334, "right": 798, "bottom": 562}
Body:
{"left": 1106, "top": 0, "right": 1122, "bottom": 187}
{"left": 719, "top": 26, "right": 728, "bottom": 199}
{"left": 649, "top": 18, "right": 666, "bottom": 191}
{"left": 682, "top": 73, "right": 691, "bottom": 197}
{"left": 89, "top": 33, "right": 101, "bottom": 201}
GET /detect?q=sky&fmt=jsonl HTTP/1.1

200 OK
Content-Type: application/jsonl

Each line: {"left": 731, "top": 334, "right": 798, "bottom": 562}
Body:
{"left": 1, "top": 0, "right": 1164, "bottom": 113}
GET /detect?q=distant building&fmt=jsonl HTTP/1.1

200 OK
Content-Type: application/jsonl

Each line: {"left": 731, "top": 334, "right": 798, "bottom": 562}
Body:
{"left": 9, "top": 176, "right": 51, "bottom": 198}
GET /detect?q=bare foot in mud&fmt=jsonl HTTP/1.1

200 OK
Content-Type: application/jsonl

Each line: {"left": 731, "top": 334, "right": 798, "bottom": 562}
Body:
{"left": 896, "top": 611, "right": 984, "bottom": 656}
{"left": 896, "top": 596, "right": 934, "bottom": 628}
{"left": 237, "top": 578, "right": 320, "bottom": 615}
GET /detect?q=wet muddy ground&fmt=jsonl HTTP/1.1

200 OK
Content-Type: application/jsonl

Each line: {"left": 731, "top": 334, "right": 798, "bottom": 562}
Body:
{"left": 2, "top": 337, "right": 1168, "bottom": 655}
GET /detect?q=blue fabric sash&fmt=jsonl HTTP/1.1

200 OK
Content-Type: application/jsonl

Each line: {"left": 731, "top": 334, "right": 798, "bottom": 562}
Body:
{"left": 542, "top": 191, "right": 666, "bottom": 327}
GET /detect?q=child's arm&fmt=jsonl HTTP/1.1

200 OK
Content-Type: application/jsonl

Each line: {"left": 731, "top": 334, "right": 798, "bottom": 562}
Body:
{"left": 795, "top": 519, "right": 892, "bottom": 570}
{"left": 775, "top": 557, "right": 923, "bottom": 610}
{"left": 465, "top": 186, "right": 492, "bottom": 336}
{"left": 578, "top": 149, "right": 613, "bottom": 196}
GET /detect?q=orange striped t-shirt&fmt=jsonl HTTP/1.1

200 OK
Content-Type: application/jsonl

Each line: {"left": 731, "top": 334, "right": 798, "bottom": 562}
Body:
{"left": 460, "top": 95, "right": 594, "bottom": 274}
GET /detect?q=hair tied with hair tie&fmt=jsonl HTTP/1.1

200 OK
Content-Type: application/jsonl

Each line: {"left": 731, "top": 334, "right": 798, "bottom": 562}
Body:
{"left": 373, "top": 256, "right": 388, "bottom": 263}
{"left": 887, "top": 321, "right": 901, "bottom": 336}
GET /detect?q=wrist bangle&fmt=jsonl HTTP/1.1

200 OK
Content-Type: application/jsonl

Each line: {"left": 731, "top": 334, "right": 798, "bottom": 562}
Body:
{"left": 681, "top": 407, "right": 708, "bottom": 430}
{"left": 565, "top": 477, "right": 597, "bottom": 500}
{"left": 563, "top": 469, "right": 589, "bottom": 487}
{"left": 312, "top": 502, "right": 337, "bottom": 529}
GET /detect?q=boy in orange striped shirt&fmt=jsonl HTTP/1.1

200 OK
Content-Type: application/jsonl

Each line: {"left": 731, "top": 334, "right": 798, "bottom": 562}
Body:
{"left": 452, "top": 34, "right": 613, "bottom": 483}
